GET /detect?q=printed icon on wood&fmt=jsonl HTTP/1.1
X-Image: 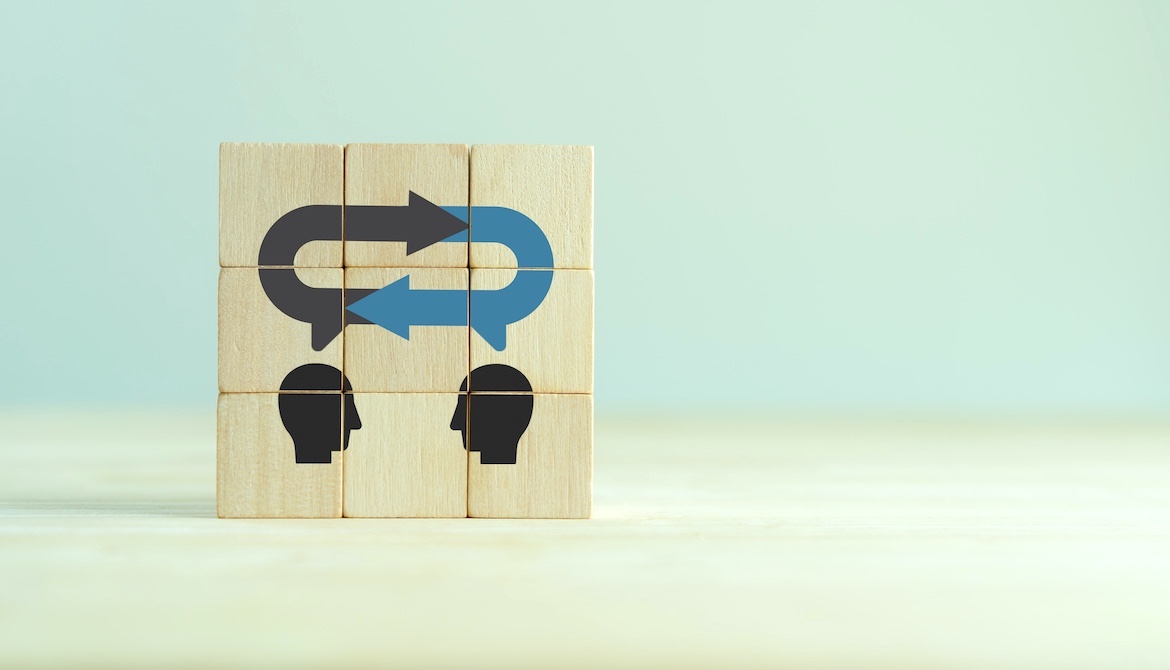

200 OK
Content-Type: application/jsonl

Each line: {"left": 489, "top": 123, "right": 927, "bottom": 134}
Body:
{"left": 218, "top": 143, "right": 593, "bottom": 519}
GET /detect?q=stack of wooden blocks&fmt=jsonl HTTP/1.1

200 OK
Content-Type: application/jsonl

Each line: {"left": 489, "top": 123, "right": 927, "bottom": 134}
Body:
{"left": 217, "top": 143, "right": 593, "bottom": 519}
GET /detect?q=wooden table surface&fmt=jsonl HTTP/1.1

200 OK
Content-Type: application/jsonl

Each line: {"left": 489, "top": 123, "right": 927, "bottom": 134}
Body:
{"left": 2, "top": 410, "right": 1168, "bottom": 669}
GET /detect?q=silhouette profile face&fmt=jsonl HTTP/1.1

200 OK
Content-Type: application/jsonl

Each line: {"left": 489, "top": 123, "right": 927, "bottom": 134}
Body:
{"left": 450, "top": 365, "right": 533, "bottom": 465}
{"left": 278, "top": 364, "right": 361, "bottom": 464}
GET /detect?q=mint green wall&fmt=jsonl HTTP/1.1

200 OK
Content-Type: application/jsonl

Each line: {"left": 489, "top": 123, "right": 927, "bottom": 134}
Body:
{"left": 1, "top": 1, "right": 1168, "bottom": 414}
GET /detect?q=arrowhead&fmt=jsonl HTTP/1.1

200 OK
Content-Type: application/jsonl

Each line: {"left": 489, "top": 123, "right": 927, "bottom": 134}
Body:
{"left": 405, "top": 191, "right": 470, "bottom": 255}
{"left": 345, "top": 275, "right": 413, "bottom": 340}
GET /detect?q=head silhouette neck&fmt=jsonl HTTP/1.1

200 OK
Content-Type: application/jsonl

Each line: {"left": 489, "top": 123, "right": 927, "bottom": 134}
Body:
{"left": 278, "top": 364, "right": 360, "bottom": 464}
{"left": 450, "top": 365, "right": 533, "bottom": 465}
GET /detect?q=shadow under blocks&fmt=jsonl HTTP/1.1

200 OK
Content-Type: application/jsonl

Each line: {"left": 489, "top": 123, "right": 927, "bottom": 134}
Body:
{"left": 217, "top": 143, "right": 592, "bottom": 519}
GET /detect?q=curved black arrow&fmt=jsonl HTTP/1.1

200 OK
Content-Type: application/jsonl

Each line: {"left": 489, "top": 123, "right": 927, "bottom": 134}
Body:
{"left": 257, "top": 192, "right": 468, "bottom": 266}
{"left": 257, "top": 193, "right": 469, "bottom": 351}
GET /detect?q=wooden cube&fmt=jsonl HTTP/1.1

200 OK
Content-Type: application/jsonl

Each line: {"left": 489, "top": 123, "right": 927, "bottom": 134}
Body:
{"left": 343, "top": 393, "right": 467, "bottom": 518}
{"left": 217, "top": 391, "right": 355, "bottom": 518}
{"left": 344, "top": 268, "right": 469, "bottom": 393}
{"left": 219, "top": 143, "right": 343, "bottom": 268}
{"left": 344, "top": 144, "right": 469, "bottom": 268}
{"left": 469, "top": 268, "right": 593, "bottom": 394}
{"left": 218, "top": 267, "right": 344, "bottom": 392}
{"left": 464, "top": 392, "right": 592, "bottom": 519}
{"left": 470, "top": 144, "right": 592, "bottom": 269}
{"left": 218, "top": 142, "right": 593, "bottom": 520}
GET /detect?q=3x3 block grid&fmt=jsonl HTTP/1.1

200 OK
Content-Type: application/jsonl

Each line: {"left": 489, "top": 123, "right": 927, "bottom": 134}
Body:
{"left": 217, "top": 143, "right": 592, "bottom": 519}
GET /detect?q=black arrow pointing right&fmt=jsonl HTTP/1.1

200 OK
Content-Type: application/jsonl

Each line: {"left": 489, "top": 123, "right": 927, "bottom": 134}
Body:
{"left": 257, "top": 191, "right": 468, "bottom": 267}
{"left": 345, "top": 191, "right": 469, "bottom": 255}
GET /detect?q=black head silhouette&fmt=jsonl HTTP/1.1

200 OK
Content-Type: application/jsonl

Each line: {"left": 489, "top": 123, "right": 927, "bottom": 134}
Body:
{"left": 450, "top": 364, "right": 533, "bottom": 465}
{"left": 278, "top": 364, "right": 361, "bottom": 464}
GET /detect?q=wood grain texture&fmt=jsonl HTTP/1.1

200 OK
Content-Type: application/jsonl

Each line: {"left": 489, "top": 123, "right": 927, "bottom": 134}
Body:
{"left": 470, "top": 144, "right": 592, "bottom": 269}
{"left": 470, "top": 269, "right": 593, "bottom": 394}
{"left": 343, "top": 393, "right": 467, "bottom": 518}
{"left": 219, "top": 143, "right": 343, "bottom": 268}
{"left": 344, "top": 143, "right": 469, "bottom": 267}
{"left": 216, "top": 393, "right": 342, "bottom": 518}
{"left": 468, "top": 393, "right": 591, "bottom": 518}
{"left": 218, "top": 267, "right": 343, "bottom": 392}
{"left": 344, "top": 268, "right": 468, "bottom": 393}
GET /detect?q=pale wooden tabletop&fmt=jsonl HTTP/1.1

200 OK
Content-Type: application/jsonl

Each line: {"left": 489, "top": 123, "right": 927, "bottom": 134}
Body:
{"left": 2, "top": 410, "right": 1168, "bottom": 669}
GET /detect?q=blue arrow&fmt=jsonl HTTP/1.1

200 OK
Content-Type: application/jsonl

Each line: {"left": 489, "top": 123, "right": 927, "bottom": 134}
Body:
{"left": 345, "top": 275, "right": 467, "bottom": 340}
{"left": 469, "top": 207, "right": 553, "bottom": 268}
{"left": 346, "top": 270, "right": 552, "bottom": 351}
{"left": 471, "top": 270, "right": 553, "bottom": 351}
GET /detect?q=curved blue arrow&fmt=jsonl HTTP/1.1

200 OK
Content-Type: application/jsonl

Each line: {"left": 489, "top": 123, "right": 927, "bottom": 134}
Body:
{"left": 345, "top": 275, "right": 467, "bottom": 340}
{"left": 469, "top": 207, "right": 553, "bottom": 268}
{"left": 471, "top": 270, "right": 553, "bottom": 351}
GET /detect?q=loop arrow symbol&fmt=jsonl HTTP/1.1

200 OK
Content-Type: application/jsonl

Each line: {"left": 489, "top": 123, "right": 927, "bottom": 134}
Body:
{"left": 258, "top": 194, "right": 552, "bottom": 352}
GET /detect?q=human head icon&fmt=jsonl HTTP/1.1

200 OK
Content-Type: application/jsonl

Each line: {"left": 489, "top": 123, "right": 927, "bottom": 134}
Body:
{"left": 278, "top": 364, "right": 361, "bottom": 464}
{"left": 450, "top": 365, "right": 533, "bottom": 465}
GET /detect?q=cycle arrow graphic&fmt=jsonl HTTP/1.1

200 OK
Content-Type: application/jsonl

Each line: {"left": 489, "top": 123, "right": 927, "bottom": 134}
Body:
{"left": 259, "top": 196, "right": 550, "bottom": 352}
{"left": 346, "top": 270, "right": 552, "bottom": 351}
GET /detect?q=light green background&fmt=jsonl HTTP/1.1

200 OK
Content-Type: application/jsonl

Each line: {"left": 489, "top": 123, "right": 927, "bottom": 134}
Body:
{"left": 0, "top": 1, "right": 1167, "bottom": 415}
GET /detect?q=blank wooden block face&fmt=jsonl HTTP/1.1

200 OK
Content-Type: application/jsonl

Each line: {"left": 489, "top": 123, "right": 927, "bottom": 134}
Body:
{"left": 344, "top": 268, "right": 469, "bottom": 393}
{"left": 470, "top": 269, "right": 593, "bottom": 394}
{"left": 345, "top": 144, "right": 469, "bottom": 268}
{"left": 343, "top": 393, "right": 467, "bottom": 517}
{"left": 470, "top": 144, "right": 592, "bottom": 269}
{"left": 220, "top": 143, "right": 344, "bottom": 268}
{"left": 466, "top": 393, "right": 592, "bottom": 519}
{"left": 219, "top": 267, "right": 343, "bottom": 392}
{"left": 217, "top": 392, "right": 348, "bottom": 518}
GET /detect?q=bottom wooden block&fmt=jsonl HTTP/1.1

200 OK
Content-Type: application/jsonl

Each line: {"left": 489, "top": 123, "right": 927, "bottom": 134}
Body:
{"left": 463, "top": 393, "right": 592, "bottom": 519}
{"left": 343, "top": 393, "right": 467, "bottom": 518}
{"left": 217, "top": 392, "right": 351, "bottom": 518}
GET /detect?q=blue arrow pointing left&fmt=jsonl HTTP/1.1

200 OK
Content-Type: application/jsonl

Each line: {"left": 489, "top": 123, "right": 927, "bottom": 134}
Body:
{"left": 345, "top": 275, "right": 467, "bottom": 340}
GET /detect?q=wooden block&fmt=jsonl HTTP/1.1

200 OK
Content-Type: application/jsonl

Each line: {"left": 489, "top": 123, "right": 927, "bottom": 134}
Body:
{"left": 217, "top": 390, "right": 356, "bottom": 518}
{"left": 343, "top": 393, "right": 467, "bottom": 518}
{"left": 219, "top": 267, "right": 344, "bottom": 392}
{"left": 469, "top": 269, "right": 593, "bottom": 394}
{"left": 219, "top": 143, "right": 344, "bottom": 268}
{"left": 344, "top": 143, "right": 469, "bottom": 268}
{"left": 464, "top": 392, "right": 592, "bottom": 519}
{"left": 469, "top": 144, "right": 592, "bottom": 269}
{"left": 344, "top": 268, "right": 469, "bottom": 393}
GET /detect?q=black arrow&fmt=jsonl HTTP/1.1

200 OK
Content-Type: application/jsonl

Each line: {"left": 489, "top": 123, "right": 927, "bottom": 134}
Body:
{"left": 345, "top": 191, "right": 469, "bottom": 255}
{"left": 258, "top": 205, "right": 342, "bottom": 266}
{"left": 257, "top": 192, "right": 468, "bottom": 266}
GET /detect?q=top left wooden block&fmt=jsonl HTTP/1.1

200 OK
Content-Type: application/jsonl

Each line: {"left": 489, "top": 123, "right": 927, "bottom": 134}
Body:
{"left": 219, "top": 143, "right": 344, "bottom": 267}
